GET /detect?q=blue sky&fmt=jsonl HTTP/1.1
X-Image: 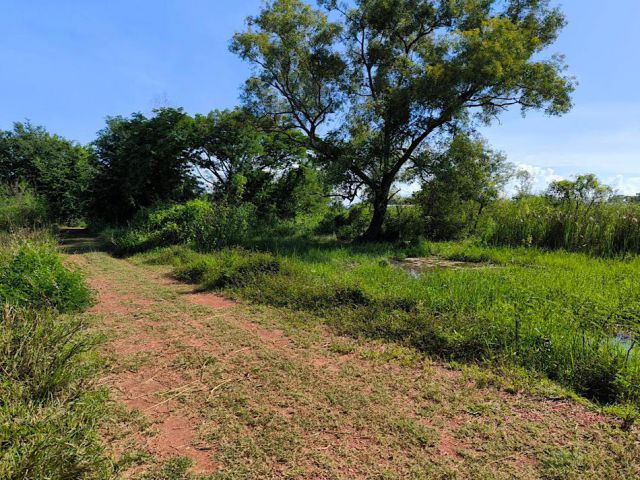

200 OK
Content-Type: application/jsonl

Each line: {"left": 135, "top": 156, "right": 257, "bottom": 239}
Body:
{"left": 1, "top": 1, "right": 639, "bottom": 193}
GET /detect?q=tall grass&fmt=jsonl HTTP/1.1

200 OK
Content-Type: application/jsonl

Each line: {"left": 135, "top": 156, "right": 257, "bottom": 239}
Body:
{"left": 136, "top": 242, "right": 640, "bottom": 406}
{"left": 0, "top": 233, "right": 108, "bottom": 478}
{"left": 479, "top": 197, "right": 640, "bottom": 257}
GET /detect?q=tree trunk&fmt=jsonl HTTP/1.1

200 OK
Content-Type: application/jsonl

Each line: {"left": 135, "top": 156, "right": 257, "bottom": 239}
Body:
{"left": 361, "top": 183, "right": 392, "bottom": 242}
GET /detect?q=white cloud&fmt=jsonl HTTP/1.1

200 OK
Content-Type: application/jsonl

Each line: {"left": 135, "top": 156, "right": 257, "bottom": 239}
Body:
{"left": 605, "top": 175, "right": 640, "bottom": 196}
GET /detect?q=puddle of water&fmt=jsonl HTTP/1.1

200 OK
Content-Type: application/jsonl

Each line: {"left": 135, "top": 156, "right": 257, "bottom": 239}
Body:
{"left": 611, "top": 333, "right": 636, "bottom": 352}
{"left": 391, "top": 257, "right": 489, "bottom": 278}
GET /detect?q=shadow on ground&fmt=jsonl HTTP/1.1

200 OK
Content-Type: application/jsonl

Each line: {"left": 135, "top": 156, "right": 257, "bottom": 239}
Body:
{"left": 58, "top": 228, "right": 104, "bottom": 254}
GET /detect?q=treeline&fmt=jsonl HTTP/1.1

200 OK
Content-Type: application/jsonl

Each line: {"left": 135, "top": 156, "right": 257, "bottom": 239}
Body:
{"left": 3, "top": 111, "right": 640, "bottom": 257}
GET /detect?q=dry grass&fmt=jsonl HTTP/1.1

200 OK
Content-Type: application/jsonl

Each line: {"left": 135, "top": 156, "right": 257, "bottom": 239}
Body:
{"left": 72, "top": 250, "right": 640, "bottom": 479}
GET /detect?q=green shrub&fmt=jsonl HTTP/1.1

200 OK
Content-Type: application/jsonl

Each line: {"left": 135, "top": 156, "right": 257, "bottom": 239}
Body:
{"left": 0, "top": 242, "right": 92, "bottom": 312}
{"left": 103, "top": 199, "right": 258, "bottom": 255}
{"left": 0, "top": 183, "right": 49, "bottom": 231}
{"left": 192, "top": 202, "right": 256, "bottom": 251}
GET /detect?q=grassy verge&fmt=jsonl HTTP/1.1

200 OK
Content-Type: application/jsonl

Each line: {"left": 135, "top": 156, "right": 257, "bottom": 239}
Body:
{"left": 0, "top": 231, "right": 109, "bottom": 478}
{"left": 133, "top": 239, "right": 640, "bottom": 411}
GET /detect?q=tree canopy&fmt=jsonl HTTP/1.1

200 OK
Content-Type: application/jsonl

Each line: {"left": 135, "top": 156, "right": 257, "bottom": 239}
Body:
{"left": 0, "top": 122, "right": 93, "bottom": 223}
{"left": 232, "top": 0, "right": 574, "bottom": 239}
{"left": 89, "top": 108, "right": 199, "bottom": 223}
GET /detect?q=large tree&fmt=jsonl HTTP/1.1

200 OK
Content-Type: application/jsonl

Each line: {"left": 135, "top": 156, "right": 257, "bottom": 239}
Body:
{"left": 90, "top": 108, "right": 199, "bottom": 223}
{"left": 232, "top": 0, "right": 574, "bottom": 240}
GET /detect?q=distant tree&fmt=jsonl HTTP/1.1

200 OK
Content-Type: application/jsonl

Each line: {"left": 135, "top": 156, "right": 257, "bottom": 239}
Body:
{"left": 232, "top": 0, "right": 574, "bottom": 240}
{"left": 514, "top": 169, "right": 535, "bottom": 198}
{"left": 90, "top": 108, "right": 199, "bottom": 223}
{"left": 546, "top": 174, "right": 612, "bottom": 206}
{"left": 0, "top": 122, "right": 93, "bottom": 223}
{"left": 414, "top": 134, "right": 512, "bottom": 239}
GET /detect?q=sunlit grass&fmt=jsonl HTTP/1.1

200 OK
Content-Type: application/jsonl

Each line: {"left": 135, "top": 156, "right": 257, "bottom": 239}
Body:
{"left": 136, "top": 240, "right": 640, "bottom": 407}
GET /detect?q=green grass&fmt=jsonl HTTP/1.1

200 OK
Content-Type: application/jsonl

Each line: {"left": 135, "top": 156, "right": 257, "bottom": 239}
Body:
{"left": 0, "top": 239, "right": 92, "bottom": 312}
{"left": 84, "top": 245, "right": 640, "bottom": 478}
{"left": 134, "top": 239, "right": 640, "bottom": 408}
{"left": 0, "top": 232, "right": 108, "bottom": 479}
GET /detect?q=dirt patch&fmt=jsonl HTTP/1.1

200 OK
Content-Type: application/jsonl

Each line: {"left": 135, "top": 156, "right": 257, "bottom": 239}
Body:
{"left": 148, "top": 414, "right": 217, "bottom": 473}
{"left": 184, "top": 292, "right": 237, "bottom": 309}
{"left": 79, "top": 267, "right": 219, "bottom": 475}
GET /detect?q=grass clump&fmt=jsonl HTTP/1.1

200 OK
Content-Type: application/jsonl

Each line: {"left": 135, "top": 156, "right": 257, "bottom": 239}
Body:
{"left": 171, "top": 248, "right": 280, "bottom": 288}
{"left": 0, "top": 240, "right": 92, "bottom": 312}
{"left": 0, "top": 306, "right": 109, "bottom": 479}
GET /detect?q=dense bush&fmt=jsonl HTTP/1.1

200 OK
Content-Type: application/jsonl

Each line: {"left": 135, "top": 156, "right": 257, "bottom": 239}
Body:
{"left": 0, "top": 183, "right": 49, "bottom": 231}
{"left": 315, "top": 203, "right": 372, "bottom": 241}
{"left": 0, "top": 241, "right": 92, "bottom": 312}
{"left": 102, "top": 199, "right": 257, "bottom": 255}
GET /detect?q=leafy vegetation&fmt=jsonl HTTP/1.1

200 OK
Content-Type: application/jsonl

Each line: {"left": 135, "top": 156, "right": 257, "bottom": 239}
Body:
{"left": 0, "top": 237, "right": 92, "bottom": 311}
{"left": 0, "top": 183, "right": 49, "bottom": 231}
{"left": 0, "top": 227, "right": 107, "bottom": 478}
{"left": 0, "top": 122, "right": 94, "bottom": 224}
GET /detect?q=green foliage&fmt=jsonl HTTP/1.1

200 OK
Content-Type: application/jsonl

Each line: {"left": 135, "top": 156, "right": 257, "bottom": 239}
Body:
{"left": 316, "top": 203, "right": 372, "bottom": 241}
{"left": 0, "top": 183, "right": 49, "bottom": 231}
{"left": 479, "top": 190, "right": 640, "bottom": 256}
{"left": 233, "top": 0, "right": 574, "bottom": 239}
{"left": 0, "top": 122, "right": 94, "bottom": 224}
{"left": 0, "top": 241, "right": 92, "bottom": 312}
{"left": 90, "top": 108, "right": 200, "bottom": 223}
{"left": 102, "top": 199, "right": 258, "bottom": 255}
{"left": 414, "top": 134, "right": 513, "bottom": 241}
{"left": 192, "top": 202, "right": 257, "bottom": 252}
{"left": 0, "top": 231, "right": 108, "bottom": 479}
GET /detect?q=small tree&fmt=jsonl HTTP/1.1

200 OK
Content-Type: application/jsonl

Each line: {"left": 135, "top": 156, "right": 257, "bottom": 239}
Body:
{"left": 187, "top": 109, "right": 327, "bottom": 221}
{"left": 232, "top": 0, "right": 574, "bottom": 240}
{"left": 414, "top": 134, "right": 512, "bottom": 239}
